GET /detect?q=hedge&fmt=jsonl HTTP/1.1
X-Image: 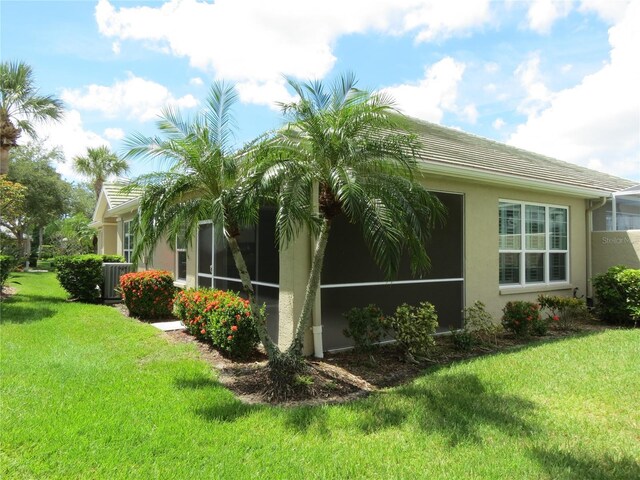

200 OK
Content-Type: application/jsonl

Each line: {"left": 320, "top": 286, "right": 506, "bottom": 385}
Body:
{"left": 119, "top": 270, "right": 175, "bottom": 319}
{"left": 593, "top": 266, "right": 640, "bottom": 326}
{"left": 52, "top": 254, "right": 125, "bottom": 302}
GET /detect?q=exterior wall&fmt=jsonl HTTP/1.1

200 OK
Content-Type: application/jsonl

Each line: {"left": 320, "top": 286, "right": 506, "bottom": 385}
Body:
{"left": 102, "top": 224, "right": 118, "bottom": 255}
{"left": 591, "top": 230, "right": 640, "bottom": 275}
{"left": 420, "top": 175, "right": 588, "bottom": 321}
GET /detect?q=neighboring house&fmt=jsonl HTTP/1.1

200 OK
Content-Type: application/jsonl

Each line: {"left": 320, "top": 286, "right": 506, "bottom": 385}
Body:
{"left": 91, "top": 119, "right": 640, "bottom": 356}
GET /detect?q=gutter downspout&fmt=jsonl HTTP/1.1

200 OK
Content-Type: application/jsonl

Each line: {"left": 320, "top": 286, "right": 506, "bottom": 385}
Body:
{"left": 310, "top": 182, "right": 324, "bottom": 358}
{"left": 586, "top": 196, "right": 608, "bottom": 300}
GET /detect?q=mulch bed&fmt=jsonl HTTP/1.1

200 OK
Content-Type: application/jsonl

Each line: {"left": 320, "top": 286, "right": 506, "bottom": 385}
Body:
{"left": 161, "top": 320, "right": 610, "bottom": 406}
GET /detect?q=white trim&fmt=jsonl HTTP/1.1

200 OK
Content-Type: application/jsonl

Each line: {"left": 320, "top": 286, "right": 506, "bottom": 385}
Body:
{"left": 321, "top": 277, "right": 463, "bottom": 289}
{"left": 212, "top": 276, "right": 279, "bottom": 289}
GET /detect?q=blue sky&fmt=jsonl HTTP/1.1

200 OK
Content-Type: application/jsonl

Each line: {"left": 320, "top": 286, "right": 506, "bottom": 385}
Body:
{"left": 2, "top": 0, "right": 638, "bottom": 182}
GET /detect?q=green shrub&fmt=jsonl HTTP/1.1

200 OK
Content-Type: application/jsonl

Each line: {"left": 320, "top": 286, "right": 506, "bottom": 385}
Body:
{"left": 119, "top": 270, "right": 175, "bottom": 320}
{"left": 538, "top": 294, "right": 589, "bottom": 331}
{"left": 385, "top": 302, "right": 438, "bottom": 360}
{"left": 102, "top": 254, "right": 125, "bottom": 263}
{"left": 343, "top": 304, "right": 387, "bottom": 353}
{"left": 592, "top": 266, "right": 640, "bottom": 326}
{"left": 450, "top": 328, "right": 474, "bottom": 351}
{"left": 53, "top": 254, "right": 104, "bottom": 302}
{"left": 173, "top": 288, "right": 259, "bottom": 359}
{"left": 1, "top": 254, "right": 15, "bottom": 287}
{"left": 465, "top": 300, "right": 501, "bottom": 345}
{"left": 501, "top": 301, "right": 542, "bottom": 337}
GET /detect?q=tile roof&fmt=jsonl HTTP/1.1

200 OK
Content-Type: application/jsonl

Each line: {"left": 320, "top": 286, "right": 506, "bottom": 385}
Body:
{"left": 102, "top": 181, "right": 142, "bottom": 209}
{"left": 402, "top": 117, "right": 637, "bottom": 194}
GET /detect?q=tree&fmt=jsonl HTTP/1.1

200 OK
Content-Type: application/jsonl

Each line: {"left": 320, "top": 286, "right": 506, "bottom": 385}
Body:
{"left": 7, "top": 142, "right": 70, "bottom": 256}
{"left": 0, "top": 176, "right": 28, "bottom": 255}
{"left": 73, "top": 145, "right": 129, "bottom": 199}
{"left": 123, "top": 82, "right": 276, "bottom": 354}
{"left": 251, "top": 73, "right": 445, "bottom": 392}
{"left": 0, "top": 61, "right": 64, "bottom": 175}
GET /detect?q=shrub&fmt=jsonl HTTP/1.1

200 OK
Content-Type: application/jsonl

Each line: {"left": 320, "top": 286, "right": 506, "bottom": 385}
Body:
{"left": 102, "top": 254, "right": 125, "bottom": 263}
{"left": 450, "top": 328, "right": 474, "bottom": 351}
{"left": 501, "top": 301, "right": 542, "bottom": 337}
{"left": 343, "top": 304, "right": 387, "bottom": 353}
{"left": 119, "top": 270, "right": 175, "bottom": 319}
{"left": 1, "top": 254, "right": 15, "bottom": 287}
{"left": 53, "top": 254, "right": 104, "bottom": 302}
{"left": 593, "top": 266, "right": 640, "bottom": 327}
{"left": 538, "top": 294, "right": 589, "bottom": 331}
{"left": 465, "top": 300, "right": 501, "bottom": 345}
{"left": 385, "top": 302, "right": 439, "bottom": 360}
{"left": 173, "top": 288, "right": 259, "bottom": 359}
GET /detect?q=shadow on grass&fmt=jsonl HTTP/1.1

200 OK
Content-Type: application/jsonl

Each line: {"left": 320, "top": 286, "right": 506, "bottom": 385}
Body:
{"left": 0, "top": 293, "right": 59, "bottom": 324}
{"left": 174, "top": 374, "right": 258, "bottom": 423}
{"left": 532, "top": 448, "right": 640, "bottom": 480}
{"left": 283, "top": 372, "right": 537, "bottom": 446}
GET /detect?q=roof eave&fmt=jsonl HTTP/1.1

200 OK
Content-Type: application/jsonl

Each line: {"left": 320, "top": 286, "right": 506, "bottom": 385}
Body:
{"left": 418, "top": 161, "right": 614, "bottom": 199}
{"left": 106, "top": 197, "right": 141, "bottom": 217}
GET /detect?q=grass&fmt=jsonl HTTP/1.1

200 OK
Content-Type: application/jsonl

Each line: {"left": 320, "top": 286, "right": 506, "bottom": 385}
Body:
{"left": 1, "top": 272, "right": 639, "bottom": 479}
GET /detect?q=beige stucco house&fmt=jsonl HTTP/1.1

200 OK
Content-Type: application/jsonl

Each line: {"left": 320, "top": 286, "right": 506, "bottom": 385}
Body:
{"left": 91, "top": 119, "right": 640, "bottom": 357}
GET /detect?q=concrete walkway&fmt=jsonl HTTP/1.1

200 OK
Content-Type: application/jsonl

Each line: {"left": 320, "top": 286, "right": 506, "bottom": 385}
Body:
{"left": 151, "top": 321, "right": 186, "bottom": 332}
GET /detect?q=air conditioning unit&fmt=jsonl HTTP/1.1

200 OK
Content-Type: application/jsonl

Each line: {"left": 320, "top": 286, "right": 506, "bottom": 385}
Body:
{"left": 103, "top": 262, "right": 133, "bottom": 302}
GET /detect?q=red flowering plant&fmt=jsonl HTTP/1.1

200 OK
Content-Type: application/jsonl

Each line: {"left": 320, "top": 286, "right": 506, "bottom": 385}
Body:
{"left": 538, "top": 294, "right": 589, "bottom": 332}
{"left": 501, "top": 300, "right": 543, "bottom": 337}
{"left": 119, "top": 270, "right": 176, "bottom": 320}
{"left": 173, "top": 288, "right": 260, "bottom": 358}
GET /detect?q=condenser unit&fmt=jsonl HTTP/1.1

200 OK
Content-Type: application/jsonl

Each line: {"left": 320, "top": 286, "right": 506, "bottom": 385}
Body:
{"left": 102, "top": 263, "right": 133, "bottom": 302}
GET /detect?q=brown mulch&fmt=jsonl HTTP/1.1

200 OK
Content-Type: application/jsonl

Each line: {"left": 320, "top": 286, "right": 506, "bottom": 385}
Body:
{"left": 161, "top": 320, "right": 610, "bottom": 407}
{"left": 1, "top": 285, "right": 17, "bottom": 300}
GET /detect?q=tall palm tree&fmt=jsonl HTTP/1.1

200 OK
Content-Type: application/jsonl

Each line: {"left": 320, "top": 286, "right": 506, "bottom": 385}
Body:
{"left": 252, "top": 73, "right": 445, "bottom": 388}
{"left": 72, "top": 145, "right": 129, "bottom": 199}
{"left": 0, "top": 61, "right": 64, "bottom": 175}
{"left": 122, "top": 82, "right": 280, "bottom": 358}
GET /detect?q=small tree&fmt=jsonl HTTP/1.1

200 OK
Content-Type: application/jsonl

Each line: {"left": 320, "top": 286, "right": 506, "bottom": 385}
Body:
{"left": 1, "top": 60, "right": 64, "bottom": 175}
{"left": 73, "top": 146, "right": 129, "bottom": 199}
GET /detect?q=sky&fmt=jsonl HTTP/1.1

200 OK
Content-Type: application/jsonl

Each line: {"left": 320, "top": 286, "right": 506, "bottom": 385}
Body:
{"left": 1, "top": 0, "right": 638, "bottom": 183}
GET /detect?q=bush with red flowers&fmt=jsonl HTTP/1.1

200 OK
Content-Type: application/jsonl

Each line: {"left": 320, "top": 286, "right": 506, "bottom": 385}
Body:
{"left": 501, "top": 300, "right": 544, "bottom": 337}
{"left": 173, "top": 288, "right": 259, "bottom": 358}
{"left": 119, "top": 270, "right": 175, "bottom": 319}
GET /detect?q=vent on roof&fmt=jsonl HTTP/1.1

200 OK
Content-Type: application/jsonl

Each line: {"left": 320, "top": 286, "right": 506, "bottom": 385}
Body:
{"left": 103, "top": 263, "right": 133, "bottom": 302}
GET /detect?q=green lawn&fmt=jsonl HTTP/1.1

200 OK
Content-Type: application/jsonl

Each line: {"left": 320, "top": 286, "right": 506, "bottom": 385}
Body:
{"left": 1, "top": 272, "right": 639, "bottom": 479}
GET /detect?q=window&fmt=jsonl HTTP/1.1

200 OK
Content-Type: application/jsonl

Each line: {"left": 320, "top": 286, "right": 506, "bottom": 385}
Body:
{"left": 123, "top": 220, "right": 133, "bottom": 263}
{"left": 499, "top": 201, "right": 568, "bottom": 286}
{"left": 176, "top": 229, "right": 187, "bottom": 282}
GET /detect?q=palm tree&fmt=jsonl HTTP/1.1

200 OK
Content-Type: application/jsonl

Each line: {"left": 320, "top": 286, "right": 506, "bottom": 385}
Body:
{"left": 73, "top": 145, "right": 129, "bottom": 199}
{"left": 122, "top": 82, "right": 280, "bottom": 358}
{"left": 252, "top": 73, "right": 445, "bottom": 389}
{"left": 0, "top": 61, "right": 64, "bottom": 175}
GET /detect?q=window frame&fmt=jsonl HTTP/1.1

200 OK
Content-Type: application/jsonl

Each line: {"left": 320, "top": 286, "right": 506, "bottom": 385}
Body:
{"left": 175, "top": 229, "right": 187, "bottom": 283}
{"left": 499, "top": 199, "right": 570, "bottom": 289}
{"left": 122, "top": 220, "right": 133, "bottom": 263}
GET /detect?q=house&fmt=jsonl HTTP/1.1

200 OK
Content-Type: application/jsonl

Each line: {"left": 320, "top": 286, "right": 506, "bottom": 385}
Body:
{"left": 91, "top": 119, "right": 640, "bottom": 356}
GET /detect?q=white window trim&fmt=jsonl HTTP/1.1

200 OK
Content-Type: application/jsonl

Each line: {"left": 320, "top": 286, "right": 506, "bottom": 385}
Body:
{"left": 123, "top": 220, "right": 133, "bottom": 263}
{"left": 176, "top": 232, "right": 187, "bottom": 282}
{"left": 499, "top": 199, "right": 570, "bottom": 290}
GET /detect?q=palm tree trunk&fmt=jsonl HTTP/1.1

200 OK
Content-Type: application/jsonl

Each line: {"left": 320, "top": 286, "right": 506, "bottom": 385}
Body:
{"left": 225, "top": 233, "right": 280, "bottom": 359}
{"left": 0, "top": 145, "right": 10, "bottom": 175}
{"left": 287, "top": 218, "right": 331, "bottom": 357}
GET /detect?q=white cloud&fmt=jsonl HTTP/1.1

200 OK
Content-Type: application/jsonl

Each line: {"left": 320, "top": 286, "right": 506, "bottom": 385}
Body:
{"left": 402, "top": 0, "right": 492, "bottom": 43}
{"left": 514, "top": 52, "right": 553, "bottom": 116}
{"left": 509, "top": 0, "right": 640, "bottom": 180}
{"left": 526, "top": 0, "right": 573, "bottom": 33}
{"left": 104, "top": 127, "right": 125, "bottom": 140}
{"left": 112, "top": 41, "right": 120, "bottom": 54}
{"left": 462, "top": 104, "right": 478, "bottom": 124}
{"left": 484, "top": 62, "right": 500, "bottom": 74}
{"left": 27, "top": 110, "right": 111, "bottom": 181}
{"left": 236, "top": 80, "right": 297, "bottom": 110}
{"left": 382, "top": 57, "right": 467, "bottom": 123}
{"left": 61, "top": 73, "right": 198, "bottom": 122}
{"left": 561, "top": 63, "right": 573, "bottom": 73}
{"left": 579, "top": 0, "right": 632, "bottom": 23}
{"left": 189, "top": 77, "right": 204, "bottom": 86}
{"left": 94, "top": 0, "right": 493, "bottom": 98}
{"left": 493, "top": 118, "right": 506, "bottom": 129}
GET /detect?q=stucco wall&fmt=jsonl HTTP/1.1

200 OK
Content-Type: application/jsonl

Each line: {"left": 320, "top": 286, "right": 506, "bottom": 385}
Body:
{"left": 102, "top": 224, "right": 118, "bottom": 255}
{"left": 591, "top": 230, "right": 640, "bottom": 276}
{"left": 419, "top": 175, "right": 588, "bottom": 321}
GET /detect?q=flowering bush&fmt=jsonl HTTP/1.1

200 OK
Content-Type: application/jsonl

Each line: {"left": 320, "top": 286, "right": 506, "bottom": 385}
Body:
{"left": 501, "top": 301, "right": 544, "bottom": 337}
{"left": 384, "top": 301, "right": 439, "bottom": 360}
{"left": 173, "top": 288, "right": 259, "bottom": 358}
{"left": 343, "top": 304, "right": 388, "bottom": 353}
{"left": 538, "top": 294, "right": 589, "bottom": 331}
{"left": 119, "top": 270, "right": 175, "bottom": 319}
